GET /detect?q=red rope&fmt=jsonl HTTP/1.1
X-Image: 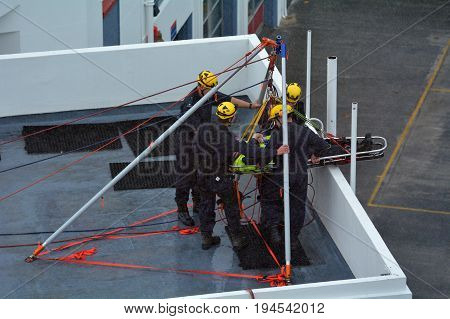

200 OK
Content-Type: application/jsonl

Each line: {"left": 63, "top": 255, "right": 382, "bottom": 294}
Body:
{"left": 0, "top": 92, "right": 189, "bottom": 203}
{"left": 38, "top": 249, "right": 286, "bottom": 287}
{"left": 0, "top": 55, "right": 271, "bottom": 203}
{"left": 326, "top": 132, "right": 350, "bottom": 155}
{"left": 1, "top": 200, "right": 264, "bottom": 250}
{"left": 39, "top": 206, "right": 180, "bottom": 256}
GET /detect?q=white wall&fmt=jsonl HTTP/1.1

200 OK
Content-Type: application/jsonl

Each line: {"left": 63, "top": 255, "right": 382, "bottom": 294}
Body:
{"left": 0, "top": 35, "right": 263, "bottom": 117}
{"left": 190, "top": 276, "right": 411, "bottom": 299}
{"left": 311, "top": 166, "right": 403, "bottom": 278}
{"left": 0, "top": 0, "right": 102, "bottom": 54}
{"left": 0, "top": 0, "right": 18, "bottom": 19}
{"left": 119, "top": 0, "right": 144, "bottom": 45}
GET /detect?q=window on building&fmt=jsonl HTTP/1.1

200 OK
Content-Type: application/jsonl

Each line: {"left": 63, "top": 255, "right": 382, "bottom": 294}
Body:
{"left": 203, "top": 0, "right": 223, "bottom": 38}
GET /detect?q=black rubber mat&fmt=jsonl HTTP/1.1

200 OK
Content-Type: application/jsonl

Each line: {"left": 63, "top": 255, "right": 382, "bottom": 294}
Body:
{"left": 225, "top": 224, "right": 310, "bottom": 270}
{"left": 117, "top": 116, "right": 176, "bottom": 157}
{"left": 22, "top": 124, "right": 122, "bottom": 154}
{"left": 110, "top": 161, "right": 177, "bottom": 191}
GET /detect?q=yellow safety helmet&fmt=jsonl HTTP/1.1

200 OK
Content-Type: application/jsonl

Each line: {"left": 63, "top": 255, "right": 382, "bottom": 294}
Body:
{"left": 197, "top": 70, "right": 218, "bottom": 88}
{"left": 286, "top": 82, "right": 302, "bottom": 103}
{"left": 216, "top": 102, "right": 236, "bottom": 120}
{"left": 268, "top": 104, "right": 293, "bottom": 120}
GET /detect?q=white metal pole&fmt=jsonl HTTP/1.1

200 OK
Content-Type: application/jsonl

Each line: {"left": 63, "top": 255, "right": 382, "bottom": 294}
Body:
{"left": 144, "top": 1, "right": 155, "bottom": 43}
{"left": 350, "top": 102, "right": 358, "bottom": 193}
{"left": 192, "top": 0, "right": 204, "bottom": 38}
{"left": 26, "top": 45, "right": 266, "bottom": 261}
{"left": 305, "top": 30, "right": 312, "bottom": 118}
{"left": 281, "top": 42, "right": 292, "bottom": 280}
{"left": 326, "top": 56, "right": 337, "bottom": 135}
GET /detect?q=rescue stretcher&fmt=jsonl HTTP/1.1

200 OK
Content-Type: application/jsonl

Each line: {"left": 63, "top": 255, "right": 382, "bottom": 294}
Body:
{"left": 229, "top": 133, "right": 387, "bottom": 174}
{"left": 308, "top": 134, "right": 387, "bottom": 168}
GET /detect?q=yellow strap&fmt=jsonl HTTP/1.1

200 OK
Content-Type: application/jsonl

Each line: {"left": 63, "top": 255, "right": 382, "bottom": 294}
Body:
{"left": 241, "top": 100, "right": 268, "bottom": 142}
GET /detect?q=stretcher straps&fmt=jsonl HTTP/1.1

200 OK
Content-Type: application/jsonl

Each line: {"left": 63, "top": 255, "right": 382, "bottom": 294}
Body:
{"left": 325, "top": 132, "right": 351, "bottom": 155}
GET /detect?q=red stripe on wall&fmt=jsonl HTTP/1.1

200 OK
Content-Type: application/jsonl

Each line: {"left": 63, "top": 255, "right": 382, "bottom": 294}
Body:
{"left": 103, "top": 0, "right": 117, "bottom": 18}
{"left": 248, "top": 3, "right": 264, "bottom": 34}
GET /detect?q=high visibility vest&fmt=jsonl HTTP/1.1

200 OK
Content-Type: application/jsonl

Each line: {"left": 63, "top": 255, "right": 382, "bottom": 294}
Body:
{"left": 230, "top": 135, "right": 275, "bottom": 174}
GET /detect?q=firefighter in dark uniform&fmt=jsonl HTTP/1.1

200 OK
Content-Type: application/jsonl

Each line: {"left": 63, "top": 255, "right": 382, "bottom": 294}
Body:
{"left": 256, "top": 104, "right": 343, "bottom": 247}
{"left": 175, "top": 70, "right": 261, "bottom": 226}
{"left": 194, "top": 102, "right": 289, "bottom": 250}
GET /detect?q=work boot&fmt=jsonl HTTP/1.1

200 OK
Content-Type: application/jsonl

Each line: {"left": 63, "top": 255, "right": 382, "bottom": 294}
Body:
{"left": 201, "top": 232, "right": 221, "bottom": 250}
{"left": 230, "top": 231, "right": 249, "bottom": 251}
{"left": 178, "top": 208, "right": 195, "bottom": 226}
{"left": 269, "top": 226, "right": 282, "bottom": 246}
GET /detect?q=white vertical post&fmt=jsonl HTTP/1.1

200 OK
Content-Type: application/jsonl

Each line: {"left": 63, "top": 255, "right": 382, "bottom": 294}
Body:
{"left": 327, "top": 56, "right": 337, "bottom": 135}
{"left": 305, "top": 30, "right": 312, "bottom": 118}
{"left": 283, "top": 0, "right": 288, "bottom": 17}
{"left": 281, "top": 41, "right": 292, "bottom": 281}
{"left": 192, "top": 0, "right": 204, "bottom": 39}
{"left": 143, "top": 0, "right": 154, "bottom": 43}
{"left": 237, "top": 0, "right": 249, "bottom": 35}
{"left": 350, "top": 102, "right": 358, "bottom": 193}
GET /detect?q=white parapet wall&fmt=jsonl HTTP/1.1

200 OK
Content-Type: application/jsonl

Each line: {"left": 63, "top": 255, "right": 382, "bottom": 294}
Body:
{"left": 0, "top": 35, "right": 272, "bottom": 118}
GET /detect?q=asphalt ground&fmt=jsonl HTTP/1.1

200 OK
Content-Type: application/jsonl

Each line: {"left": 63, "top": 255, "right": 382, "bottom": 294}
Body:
{"left": 260, "top": 0, "right": 449, "bottom": 298}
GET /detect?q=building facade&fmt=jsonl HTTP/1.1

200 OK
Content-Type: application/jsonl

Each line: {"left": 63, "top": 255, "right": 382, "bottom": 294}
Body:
{"left": 0, "top": 0, "right": 288, "bottom": 54}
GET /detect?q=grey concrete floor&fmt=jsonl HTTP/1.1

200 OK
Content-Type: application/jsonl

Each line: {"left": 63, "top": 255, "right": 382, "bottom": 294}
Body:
{"left": 0, "top": 104, "right": 353, "bottom": 298}
{"left": 259, "top": 0, "right": 449, "bottom": 298}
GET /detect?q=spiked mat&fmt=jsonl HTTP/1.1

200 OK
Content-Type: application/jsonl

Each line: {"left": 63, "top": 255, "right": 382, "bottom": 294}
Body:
{"left": 225, "top": 224, "right": 310, "bottom": 270}
{"left": 117, "top": 116, "right": 176, "bottom": 157}
{"left": 110, "top": 161, "right": 177, "bottom": 191}
{"left": 22, "top": 124, "right": 122, "bottom": 154}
